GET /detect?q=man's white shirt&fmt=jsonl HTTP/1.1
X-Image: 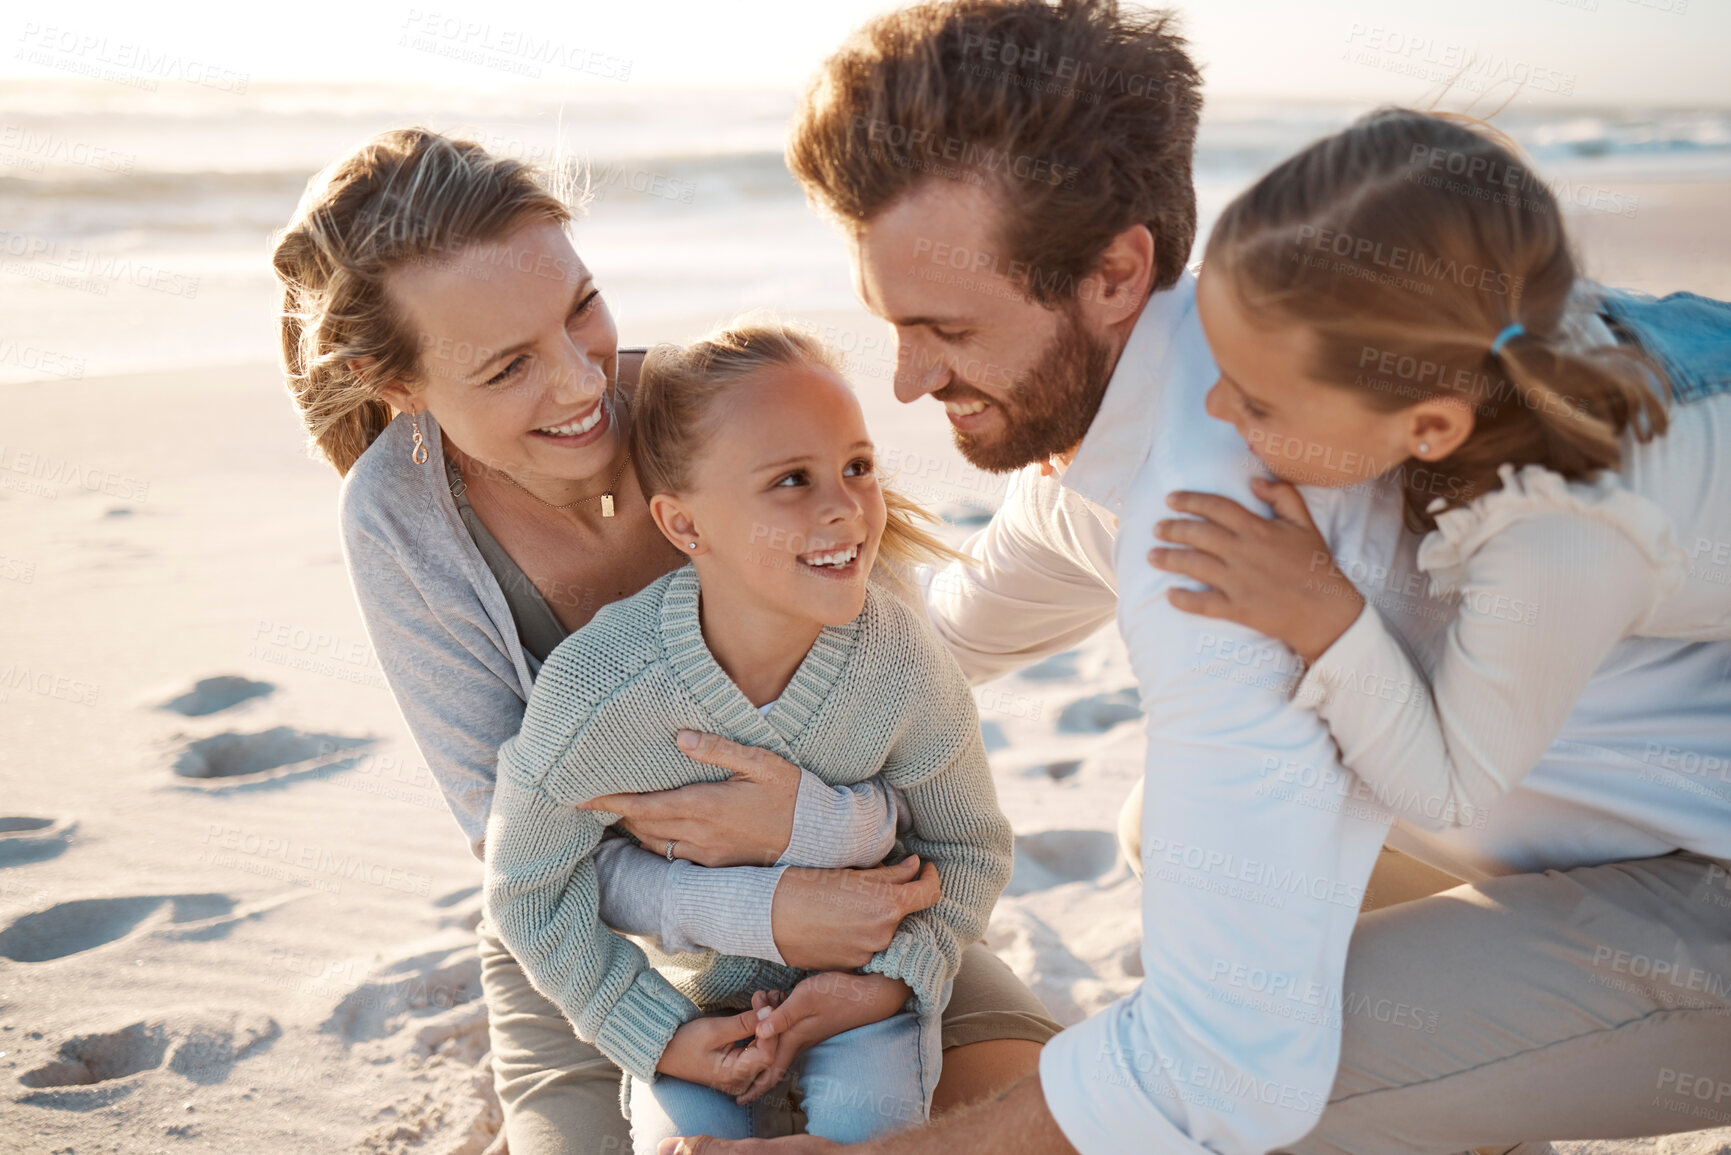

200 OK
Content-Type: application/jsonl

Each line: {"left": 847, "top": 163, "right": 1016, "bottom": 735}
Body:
{"left": 928, "top": 271, "right": 1409, "bottom": 1153}
{"left": 922, "top": 270, "right": 1731, "bottom": 1153}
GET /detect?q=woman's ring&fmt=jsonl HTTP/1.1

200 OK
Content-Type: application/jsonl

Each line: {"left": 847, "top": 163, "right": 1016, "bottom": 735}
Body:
{"left": 665, "top": 839, "right": 678, "bottom": 862}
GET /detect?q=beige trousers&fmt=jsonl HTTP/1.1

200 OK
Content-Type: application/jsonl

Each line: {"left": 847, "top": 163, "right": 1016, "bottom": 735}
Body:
{"left": 475, "top": 920, "right": 1062, "bottom": 1155}
{"left": 1117, "top": 780, "right": 1731, "bottom": 1152}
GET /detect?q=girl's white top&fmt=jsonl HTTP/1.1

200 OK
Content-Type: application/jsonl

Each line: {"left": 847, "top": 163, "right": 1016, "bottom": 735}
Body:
{"left": 1296, "top": 363, "right": 1731, "bottom": 877}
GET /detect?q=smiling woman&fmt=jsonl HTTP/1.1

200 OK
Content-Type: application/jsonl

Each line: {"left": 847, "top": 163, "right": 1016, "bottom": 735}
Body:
{"left": 269, "top": 127, "right": 1062, "bottom": 1153}
{"left": 376, "top": 219, "right": 629, "bottom": 510}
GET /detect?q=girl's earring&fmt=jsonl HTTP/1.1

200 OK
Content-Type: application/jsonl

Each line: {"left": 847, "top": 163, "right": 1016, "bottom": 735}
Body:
{"left": 1417, "top": 441, "right": 1431, "bottom": 456}
{"left": 410, "top": 412, "right": 430, "bottom": 466}
{"left": 688, "top": 542, "right": 698, "bottom": 549}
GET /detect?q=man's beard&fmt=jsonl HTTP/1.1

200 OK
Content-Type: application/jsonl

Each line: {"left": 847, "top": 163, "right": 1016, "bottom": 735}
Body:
{"left": 940, "top": 306, "right": 1116, "bottom": 473}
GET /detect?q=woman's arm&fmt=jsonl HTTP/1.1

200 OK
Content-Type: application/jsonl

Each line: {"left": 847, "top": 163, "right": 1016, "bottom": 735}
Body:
{"left": 593, "top": 835, "right": 785, "bottom": 959}
{"left": 781, "top": 775, "right": 909, "bottom": 868}
{"left": 595, "top": 827, "right": 942, "bottom": 973}
{"left": 341, "top": 511, "right": 530, "bottom": 857}
{"left": 587, "top": 764, "right": 906, "bottom": 869}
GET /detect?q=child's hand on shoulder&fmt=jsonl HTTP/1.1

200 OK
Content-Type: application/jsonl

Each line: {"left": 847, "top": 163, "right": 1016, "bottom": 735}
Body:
{"left": 1150, "top": 477, "right": 1365, "bottom": 664}
{"left": 732, "top": 972, "right": 913, "bottom": 1105}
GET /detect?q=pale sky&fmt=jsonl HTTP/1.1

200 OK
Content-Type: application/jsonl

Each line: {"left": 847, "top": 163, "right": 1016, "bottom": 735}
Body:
{"left": 5, "top": 0, "right": 1727, "bottom": 106}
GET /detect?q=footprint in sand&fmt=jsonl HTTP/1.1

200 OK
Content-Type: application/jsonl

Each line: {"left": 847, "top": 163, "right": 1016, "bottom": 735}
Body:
{"left": 0, "top": 892, "right": 280, "bottom": 963}
{"left": 17, "top": 1013, "right": 279, "bottom": 1106}
{"left": 330, "top": 924, "right": 498, "bottom": 1155}
{"left": 1003, "top": 829, "right": 1121, "bottom": 896}
{"left": 431, "top": 885, "right": 483, "bottom": 932}
{"left": 324, "top": 940, "right": 484, "bottom": 1045}
{"left": 18, "top": 1021, "right": 171, "bottom": 1090}
{"left": 1020, "top": 649, "right": 1081, "bottom": 682}
{"left": 0, "top": 814, "right": 77, "bottom": 867}
{"left": 1038, "top": 759, "right": 1082, "bottom": 781}
{"left": 1055, "top": 688, "right": 1143, "bottom": 734}
{"left": 167, "top": 1014, "right": 281, "bottom": 1085}
{"left": 155, "top": 675, "right": 275, "bottom": 717}
{"left": 431, "top": 885, "right": 480, "bottom": 910}
{"left": 170, "top": 726, "right": 373, "bottom": 787}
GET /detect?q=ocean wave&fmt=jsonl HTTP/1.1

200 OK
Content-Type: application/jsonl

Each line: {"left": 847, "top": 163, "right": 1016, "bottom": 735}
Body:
{"left": 1521, "top": 111, "right": 1731, "bottom": 159}
{"left": 5, "top": 101, "right": 1729, "bottom": 244}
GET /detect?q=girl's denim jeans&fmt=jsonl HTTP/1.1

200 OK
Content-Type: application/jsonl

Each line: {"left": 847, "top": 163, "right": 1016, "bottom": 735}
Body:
{"left": 628, "top": 992, "right": 946, "bottom": 1153}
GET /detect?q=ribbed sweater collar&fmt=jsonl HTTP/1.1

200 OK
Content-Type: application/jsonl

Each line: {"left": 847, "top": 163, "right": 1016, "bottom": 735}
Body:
{"left": 657, "top": 564, "right": 860, "bottom": 759}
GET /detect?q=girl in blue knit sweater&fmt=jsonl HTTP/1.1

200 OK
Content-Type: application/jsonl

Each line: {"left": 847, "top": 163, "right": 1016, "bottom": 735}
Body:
{"left": 482, "top": 316, "right": 1015, "bottom": 1152}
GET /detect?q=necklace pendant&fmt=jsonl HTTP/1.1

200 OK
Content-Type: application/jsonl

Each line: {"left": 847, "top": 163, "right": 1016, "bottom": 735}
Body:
{"left": 601, "top": 493, "right": 615, "bottom": 518}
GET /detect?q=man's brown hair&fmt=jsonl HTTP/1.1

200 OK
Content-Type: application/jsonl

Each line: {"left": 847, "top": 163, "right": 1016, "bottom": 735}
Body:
{"left": 787, "top": 0, "right": 1203, "bottom": 302}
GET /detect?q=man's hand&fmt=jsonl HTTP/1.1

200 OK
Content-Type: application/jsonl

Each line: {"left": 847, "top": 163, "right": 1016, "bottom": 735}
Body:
{"left": 1150, "top": 477, "right": 1365, "bottom": 664}
{"left": 735, "top": 972, "right": 913, "bottom": 1104}
{"left": 770, "top": 857, "right": 939, "bottom": 971}
{"left": 656, "top": 1009, "right": 782, "bottom": 1097}
{"left": 581, "top": 730, "right": 800, "bottom": 867}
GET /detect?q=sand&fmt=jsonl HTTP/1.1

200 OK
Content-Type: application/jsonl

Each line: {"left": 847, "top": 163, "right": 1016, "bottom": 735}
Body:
{"left": 1, "top": 183, "right": 1727, "bottom": 1154}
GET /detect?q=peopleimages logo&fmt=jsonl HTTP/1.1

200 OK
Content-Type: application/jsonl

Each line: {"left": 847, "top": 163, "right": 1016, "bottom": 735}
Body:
{"left": 397, "top": 10, "right": 632, "bottom": 81}
{"left": 851, "top": 118, "right": 1078, "bottom": 188}
{"left": 0, "top": 445, "right": 149, "bottom": 502}
{"left": 1295, "top": 223, "right": 1525, "bottom": 297}
{"left": 1341, "top": 25, "right": 1576, "bottom": 95}
{"left": 0, "top": 124, "right": 135, "bottom": 175}
{"left": 14, "top": 24, "right": 250, "bottom": 92}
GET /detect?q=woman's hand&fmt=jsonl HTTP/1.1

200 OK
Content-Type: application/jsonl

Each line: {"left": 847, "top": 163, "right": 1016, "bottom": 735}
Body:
{"left": 656, "top": 1008, "right": 782, "bottom": 1097}
{"left": 581, "top": 731, "right": 800, "bottom": 867}
{"left": 1149, "top": 477, "right": 1365, "bottom": 665}
{"left": 734, "top": 973, "right": 914, "bottom": 1105}
{"left": 770, "top": 856, "right": 940, "bottom": 971}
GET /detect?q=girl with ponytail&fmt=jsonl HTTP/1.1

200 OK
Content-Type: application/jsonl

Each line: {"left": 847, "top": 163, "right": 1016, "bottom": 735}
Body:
{"left": 1149, "top": 108, "right": 1731, "bottom": 842}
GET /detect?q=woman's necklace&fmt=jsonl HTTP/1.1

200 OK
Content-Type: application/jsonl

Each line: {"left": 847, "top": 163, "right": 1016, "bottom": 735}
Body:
{"left": 498, "top": 447, "right": 632, "bottom": 518}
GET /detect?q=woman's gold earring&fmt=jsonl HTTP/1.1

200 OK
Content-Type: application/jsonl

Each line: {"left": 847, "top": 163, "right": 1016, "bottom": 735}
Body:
{"left": 410, "top": 413, "right": 430, "bottom": 466}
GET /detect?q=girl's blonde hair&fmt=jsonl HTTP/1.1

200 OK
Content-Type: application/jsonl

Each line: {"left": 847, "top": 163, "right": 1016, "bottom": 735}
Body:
{"left": 1206, "top": 108, "right": 1667, "bottom": 531}
{"left": 630, "top": 314, "right": 970, "bottom": 574}
{"left": 271, "top": 127, "right": 575, "bottom": 475}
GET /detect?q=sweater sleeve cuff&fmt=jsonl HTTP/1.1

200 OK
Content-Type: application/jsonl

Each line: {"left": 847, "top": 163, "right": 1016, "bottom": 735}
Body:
{"left": 591, "top": 967, "right": 701, "bottom": 1083}
{"left": 664, "top": 859, "right": 788, "bottom": 964}
{"left": 1292, "top": 602, "right": 1381, "bottom": 711}
{"left": 778, "top": 770, "right": 897, "bottom": 869}
{"left": 862, "top": 923, "right": 953, "bottom": 1017}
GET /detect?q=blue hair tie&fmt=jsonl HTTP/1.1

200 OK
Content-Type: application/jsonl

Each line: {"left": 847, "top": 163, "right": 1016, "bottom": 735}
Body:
{"left": 1490, "top": 322, "right": 1525, "bottom": 356}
